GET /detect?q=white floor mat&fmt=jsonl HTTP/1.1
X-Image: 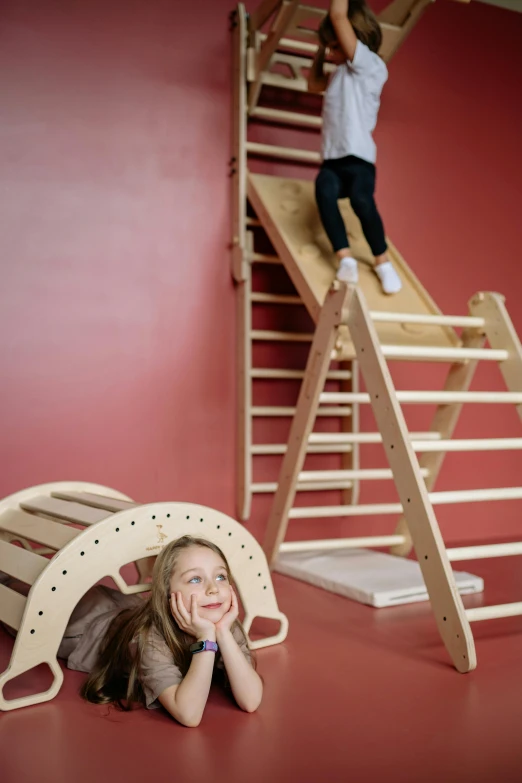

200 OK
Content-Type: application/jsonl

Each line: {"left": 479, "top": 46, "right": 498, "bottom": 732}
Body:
{"left": 275, "top": 548, "right": 484, "bottom": 608}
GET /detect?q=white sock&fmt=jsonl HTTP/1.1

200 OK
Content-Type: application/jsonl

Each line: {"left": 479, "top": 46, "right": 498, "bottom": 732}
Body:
{"left": 374, "top": 261, "right": 402, "bottom": 295}
{"left": 336, "top": 257, "right": 358, "bottom": 285}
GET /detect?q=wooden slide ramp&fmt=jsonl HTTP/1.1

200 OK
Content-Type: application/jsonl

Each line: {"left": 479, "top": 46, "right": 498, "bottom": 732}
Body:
{"left": 248, "top": 173, "right": 459, "bottom": 356}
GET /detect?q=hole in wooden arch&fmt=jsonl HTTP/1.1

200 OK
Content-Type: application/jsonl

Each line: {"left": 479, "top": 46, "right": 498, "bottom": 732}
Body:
{"left": 1, "top": 663, "right": 56, "bottom": 705}
{"left": 247, "top": 616, "right": 285, "bottom": 645}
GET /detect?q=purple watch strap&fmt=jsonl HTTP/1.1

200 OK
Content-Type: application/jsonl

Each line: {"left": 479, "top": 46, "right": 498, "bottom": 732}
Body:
{"left": 190, "top": 640, "right": 218, "bottom": 654}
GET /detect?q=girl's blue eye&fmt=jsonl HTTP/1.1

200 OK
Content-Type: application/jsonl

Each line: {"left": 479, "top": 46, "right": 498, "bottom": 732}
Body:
{"left": 188, "top": 576, "right": 201, "bottom": 584}
{"left": 217, "top": 574, "right": 227, "bottom": 581}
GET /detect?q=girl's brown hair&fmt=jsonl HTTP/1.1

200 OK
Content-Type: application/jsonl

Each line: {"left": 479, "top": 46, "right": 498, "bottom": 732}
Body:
{"left": 80, "top": 536, "right": 251, "bottom": 710}
{"left": 319, "top": 1, "right": 382, "bottom": 55}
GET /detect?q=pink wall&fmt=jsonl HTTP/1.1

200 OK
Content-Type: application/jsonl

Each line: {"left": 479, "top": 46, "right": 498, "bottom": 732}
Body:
{"left": 1, "top": 0, "right": 521, "bottom": 545}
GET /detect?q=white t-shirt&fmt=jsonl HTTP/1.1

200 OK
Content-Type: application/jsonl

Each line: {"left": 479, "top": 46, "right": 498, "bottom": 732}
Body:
{"left": 322, "top": 40, "right": 388, "bottom": 165}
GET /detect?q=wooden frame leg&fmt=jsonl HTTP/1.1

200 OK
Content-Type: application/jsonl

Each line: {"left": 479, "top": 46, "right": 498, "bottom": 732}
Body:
{"left": 263, "top": 283, "right": 353, "bottom": 565}
{"left": 348, "top": 288, "right": 476, "bottom": 673}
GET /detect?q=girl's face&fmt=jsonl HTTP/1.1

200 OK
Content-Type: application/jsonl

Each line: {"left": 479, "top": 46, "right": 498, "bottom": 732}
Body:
{"left": 169, "top": 545, "right": 232, "bottom": 622}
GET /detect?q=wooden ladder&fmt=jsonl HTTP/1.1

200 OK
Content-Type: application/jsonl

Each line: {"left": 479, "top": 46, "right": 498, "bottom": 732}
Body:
{"left": 262, "top": 283, "right": 522, "bottom": 672}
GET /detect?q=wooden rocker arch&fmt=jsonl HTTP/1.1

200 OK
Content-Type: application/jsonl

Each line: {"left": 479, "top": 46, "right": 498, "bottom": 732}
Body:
{"left": 0, "top": 482, "right": 288, "bottom": 711}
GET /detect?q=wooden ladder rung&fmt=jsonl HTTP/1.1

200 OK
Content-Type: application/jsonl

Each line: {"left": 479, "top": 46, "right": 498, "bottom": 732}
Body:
{"left": 251, "top": 330, "right": 313, "bottom": 342}
{"left": 250, "top": 292, "right": 302, "bottom": 305}
{"left": 251, "top": 368, "right": 351, "bottom": 380}
{"left": 250, "top": 106, "right": 322, "bottom": 129}
{"left": 279, "top": 535, "right": 407, "bottom": 553}
{"left": 0, "top": 509, "right": 80, "bottom": 549}
{"left": 466, "top": 603, "right": 522, "bottom": 623}
{"left": 320, "top": 391, "right": 522, "bottom": 405}
{"left": 381, "top": 345, "right": 508, "bottom": 362}
{"left": 251, "top": 443, "right": 353, "bottom": 455}
{"left": 20, "top": 497, "right": 110, "bottom": 526}
{"left": 246, "top": 141, "right": 321, "bottom": 164}
{"left": 447, "top": 542, "right": 522, "bottom": 561}
{"left": 51, "top": 491, "right": 136, "bottom": 513}
{"left": 252, "top": 406, "right": 352, "bottom": 417}
{"left": 0, "top": 539, "right": 48, "bottom": 584}
{"left": 252, "top": 480, "right": 354, "bottom": 493}
{"left": 370, "top": 311, "right": 486, "bottom": 328}
{"left": 0, "top": 584, "right": 26, "bottom": 631}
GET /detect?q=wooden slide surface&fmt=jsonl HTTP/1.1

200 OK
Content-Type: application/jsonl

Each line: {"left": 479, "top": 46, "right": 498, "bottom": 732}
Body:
{"left": 248, "top": 173, "right": 458, "bottom": 355}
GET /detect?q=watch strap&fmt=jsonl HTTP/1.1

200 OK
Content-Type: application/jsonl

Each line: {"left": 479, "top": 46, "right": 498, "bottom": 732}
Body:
{"left": 189, "top": 639, "right": 218, "bottom": 654}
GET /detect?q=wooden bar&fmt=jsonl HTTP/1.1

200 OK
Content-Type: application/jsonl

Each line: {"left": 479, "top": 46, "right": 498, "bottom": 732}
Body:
{"left": 370, "top": 311, "right": 485, "bottom": 328}
{"left": 251, "top": 329, "right": 313, "bottom": 342}
{"left": 252, "top": 406, "right": 352, "bottom": 417}
{"left": 236, "top": 232, "right": 253, "bottom": 521}
{"left": 0, "top": 508, "right": 80, "bottom": 549}
{"left": 250, "top": 252, "right": 281, "bottom": 264}
{"left": 0, "top": 584, "right": 26, "bottom": 631}
{"left": 298, "top": 467, "right": 429, "bottom": 482}
{"left": 51, "top": 492, "right": 136, "bottom": 512}
{"left": 250, "top": 292, "right": 302, "bottom": 305}
{"left": 320, "top": 391, "right": 522, "bottom": 405}
{"left": 308, "top": 431, "right": 441, "bottom": 445}
{"left": 279, "top": 535, "right": 406, "bottom": 553}
{"left": 466, "top": 603, "right": 522, "bottom": 623}
{"left": 411, "top": 438, "right": 522, "bottom": 453}
{"left": 447, "top": 542, "right": 522, "bottom": 562}
{"left": 231, "top": 3, "right": 248, "bottom": 281}
{"left": 251, "top": 368, "right": 351, "bottom": 380}
{"left": 289, "top": 486, "right": 522, "bottom": 518}
{"left": 246, "top": 141, "right": 321, "bottom": 163}
{"left": 251, "top": 443, "right": 354, "bottom": 455}
{"left": 253, "top": 480, "right": 353, "bottom": 493}
{"left": 0, "top": 539, "right": 48, "bottom": 584}
{"left": 251, "top": 106, "right": 322, "bottom": 128}
{"left": 20, "top": 497, "right": 110, "bottom": 526}
{"left": 381, "top": 345, "right": 507, "bottom": 362}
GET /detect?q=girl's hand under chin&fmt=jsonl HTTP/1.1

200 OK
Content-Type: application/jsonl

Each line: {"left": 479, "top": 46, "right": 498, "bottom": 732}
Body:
{"left": 170, "top": 592, "right": 217, "bottom": 640}
{"left": 215, "top": 586, "right": 239, "bottom": 636}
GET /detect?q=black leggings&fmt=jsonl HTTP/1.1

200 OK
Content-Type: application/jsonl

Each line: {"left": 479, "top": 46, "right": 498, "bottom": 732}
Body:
{"left": 315, "top": 156, "right": 387, "bottom": 257}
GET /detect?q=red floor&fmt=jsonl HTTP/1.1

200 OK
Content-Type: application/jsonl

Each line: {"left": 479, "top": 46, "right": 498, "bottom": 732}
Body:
{"left": 1, "top": 558, "right": 522, "bottom": 783}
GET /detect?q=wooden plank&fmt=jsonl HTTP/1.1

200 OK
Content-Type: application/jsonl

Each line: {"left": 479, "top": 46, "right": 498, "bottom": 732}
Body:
{"left": 0, "top": 583, "right": 26, "bottom": 631}
{"left": 236, "top": 233, "right": 253, "bottom": 522}
{"left": 347, "top": 286, "right": 475, "bottom": 672}
{"left": 263, "top": 283, "right": 351, "bottom": 564}
{"left": 0, "top": 508, "right": 79, "bottom": 549}
{"left": 51, "top": 492, "right": 136, "bottom": 512}
{"left": 0, "top": 539, "right": 48, "bottom": 584}
{"left": 247, "top": 173, "right": 459, "bottom": 350}
{"left": 20, "top": 497, "right": 110, "bottom": 526}
{"left": 231, "top": 3, "right": 248, "bottom": 281}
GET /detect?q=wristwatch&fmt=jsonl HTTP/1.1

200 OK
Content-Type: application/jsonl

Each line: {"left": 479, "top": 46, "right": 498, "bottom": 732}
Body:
{"left": 189, "top": 640, "right": 218, "bottom": 654}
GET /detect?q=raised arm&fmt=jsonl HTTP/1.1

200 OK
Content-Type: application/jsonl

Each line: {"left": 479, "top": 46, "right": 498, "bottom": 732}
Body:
{"left": 307, "top": 42, "right": 329, "bottom": 94}
{"left": 329, "top": 0, "right": 358, "bottom": 62}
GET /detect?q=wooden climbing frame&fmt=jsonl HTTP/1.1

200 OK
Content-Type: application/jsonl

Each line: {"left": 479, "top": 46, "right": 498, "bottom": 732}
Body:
{"left": 0, "top": 482, "right": 288, "bottom": 711}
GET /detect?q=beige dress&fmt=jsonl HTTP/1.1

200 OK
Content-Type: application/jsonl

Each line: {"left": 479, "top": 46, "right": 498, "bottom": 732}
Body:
{"left": 58, "top": 585, "right": 251, "bottom": 709}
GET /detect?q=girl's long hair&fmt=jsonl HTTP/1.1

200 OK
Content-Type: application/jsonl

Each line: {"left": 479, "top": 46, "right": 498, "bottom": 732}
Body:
{"left": 319, "top": 1, "right": 383, "bottom": 55}
{"left": 80, "top": 536, "right": 251, "bottom": 710}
